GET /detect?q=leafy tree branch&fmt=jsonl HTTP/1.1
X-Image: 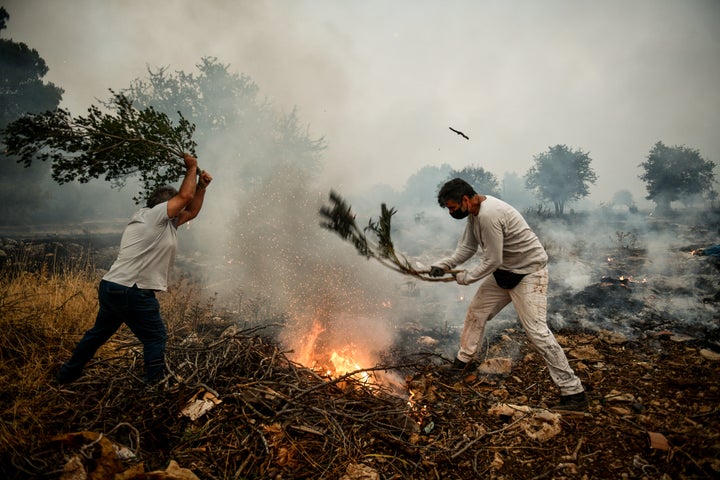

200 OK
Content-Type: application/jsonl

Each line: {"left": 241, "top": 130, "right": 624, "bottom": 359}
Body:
{"left": 2, "top": 91, "right": 197, "bottom": 203}
{"left": 319, "top": 191, "right": 454, "bottom": 282}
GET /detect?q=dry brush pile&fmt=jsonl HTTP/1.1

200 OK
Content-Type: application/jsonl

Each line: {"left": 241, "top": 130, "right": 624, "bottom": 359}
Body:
{"left": 0, "top": 232, "right": 719, "bottom": 479}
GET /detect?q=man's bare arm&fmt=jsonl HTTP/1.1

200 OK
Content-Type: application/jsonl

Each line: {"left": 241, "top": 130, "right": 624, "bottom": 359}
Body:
{"left": 177, "top": 170, "right": 212, "bottom": 226}
{"left": 167, "top": 153, "right": 198, "bottom": 219}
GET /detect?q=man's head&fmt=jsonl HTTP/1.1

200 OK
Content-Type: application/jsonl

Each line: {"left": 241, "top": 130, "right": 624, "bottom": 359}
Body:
{"left": 437, "top": 178, "right": 477, "bottom": 219}
{"left": 146, "top": 186, "right": 178, "bottom": 208}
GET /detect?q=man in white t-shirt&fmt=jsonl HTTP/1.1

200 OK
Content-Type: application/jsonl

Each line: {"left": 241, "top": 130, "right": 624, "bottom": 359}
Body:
{"left": 429, "top": 178, "right": 588, "bottom": 411}
{"left": 56, "top": 153, "right": 212, "bottom": 385}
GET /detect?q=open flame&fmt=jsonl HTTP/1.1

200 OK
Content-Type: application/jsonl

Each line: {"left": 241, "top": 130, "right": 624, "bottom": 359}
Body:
{"left": 291, "top": 318, "right": 376, "bottom": 386}
{"left": 330, "top": 347, "right": 372, "bottom": 384}
{"left": 294, "top": 319, "right": 325, "bottom": 368}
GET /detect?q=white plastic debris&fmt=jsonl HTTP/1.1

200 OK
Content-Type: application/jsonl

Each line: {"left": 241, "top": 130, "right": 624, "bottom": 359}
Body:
{"left": 180, "top": 388, "right": 222, "bottom": 421}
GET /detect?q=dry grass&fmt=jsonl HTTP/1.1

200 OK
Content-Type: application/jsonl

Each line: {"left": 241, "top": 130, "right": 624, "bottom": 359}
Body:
{"left": 0, "top": 260, "right": 99, "bottom": 390}
{"left": 0, "top": 258, "right": 422, "bottom": 479}
{"left": 0, "top": 261, "right": 96, "bottom": 476}
{"left": 0, "top": 258, "right": 213, "bottom": 477}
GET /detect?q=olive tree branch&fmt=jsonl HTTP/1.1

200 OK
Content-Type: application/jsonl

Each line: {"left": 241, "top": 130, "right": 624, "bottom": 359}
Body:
{"left": 319, "top": 190, "right": 455, "bottom": 282}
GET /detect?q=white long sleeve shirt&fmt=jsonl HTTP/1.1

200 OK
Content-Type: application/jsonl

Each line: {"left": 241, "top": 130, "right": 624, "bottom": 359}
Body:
{"left": 434, "top": 196, "right": 547, "bottom": 284}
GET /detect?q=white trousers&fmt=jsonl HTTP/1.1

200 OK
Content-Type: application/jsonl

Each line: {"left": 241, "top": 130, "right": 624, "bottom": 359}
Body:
{"left": 457, "top": 267, "right": 584, "bottom": 396}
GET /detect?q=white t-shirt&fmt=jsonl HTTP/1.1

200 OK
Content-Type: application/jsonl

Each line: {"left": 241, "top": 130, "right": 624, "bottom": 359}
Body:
{"left": 103, "top": 202, "right": 178, "bottom": 291}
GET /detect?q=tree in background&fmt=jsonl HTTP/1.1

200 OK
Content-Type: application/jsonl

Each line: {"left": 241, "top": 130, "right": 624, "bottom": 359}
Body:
{"left": 122, "top": 57, "right": 325, "bottom": 190}
{"left": 0, "top": 8, "right": 63, "bottom": 127}
{"left": 443, "top": 165, "right": 501, "bottom": 198}
{"left": 0, "top": 7, "right": 64, "bottom": 223}
{"left": 501, "top": 171, "right": 536, "bottom": 211}
{"left": 611, "top": 189, "right": 638, "bottom": 213}
{"left": 399, "top": 164, "right": 453, "bottom": 209}
{"left": 638, "top": 141, "right": 716, "bottom": 214}
{"left": 2, "top": 52, "right": 326, "bottom": 226}
{"left": 119, "top": 57, "right": 329, "bottom": 285}
{"left": 524, "top": 144, "right": 597, "bottom": 216}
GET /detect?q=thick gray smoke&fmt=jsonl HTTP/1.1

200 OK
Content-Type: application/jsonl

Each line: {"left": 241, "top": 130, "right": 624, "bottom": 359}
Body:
{"left": 4, "top": 0, "right": 719, "bottom": 203}
{"left": 194, "top": 162, "right": 404, "bottom": 367}
{"left": 3, "top": 0, "right": 718, "bottom": 362}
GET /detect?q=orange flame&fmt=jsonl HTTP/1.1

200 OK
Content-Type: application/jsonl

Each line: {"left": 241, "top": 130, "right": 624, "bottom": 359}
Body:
{"left": 290, "top": 318, "right": 375, "bottom": 385}
{"left": 294, "top": 319, "right": 325, "bottom": 368}
{"left": 330, "top": 348, "right": 371, "bottom": 384}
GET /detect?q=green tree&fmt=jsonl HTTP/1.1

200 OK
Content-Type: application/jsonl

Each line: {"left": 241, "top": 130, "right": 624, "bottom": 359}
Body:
{"left": 121, "top": 57, "right": 324, "bottom": 189}
{"left": 4, "top": 92, "right": 197, "bottom": 203}
{"left": 638, "top": 141, "right": 716, "bottom": 214}
{"left": 119, "top": 57, "right": 328, "bottom": 268}
{"left": 0, "top": 8, "right": 63, "bottom": 127}
{"left": 525, "top": 144, "right": 597, "bottom": 215}
{"left": 0, "top": 7, "right": 64, "bottom": 223}
{"left": 501, "top": 171, "right": 535, "bottom": 210}
{"left": 611, "top": 189, "right": 638, "bottom": 213}
{"left": 445, "top": 165, "right": 500, "bottom": 198}
{"left": 400, "top": 163, "right": 453, "bottom": 208}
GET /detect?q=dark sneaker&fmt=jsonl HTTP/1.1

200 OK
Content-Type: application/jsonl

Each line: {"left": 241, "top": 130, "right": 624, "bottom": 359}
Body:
{"left": 438, "top": 358, "right": 478, "bottom": 379}
{"left": 555, "top": 391, "right": 589, "bottom": 411}
{"left": 55, "top": 369, "right": 82, "bottom": 385}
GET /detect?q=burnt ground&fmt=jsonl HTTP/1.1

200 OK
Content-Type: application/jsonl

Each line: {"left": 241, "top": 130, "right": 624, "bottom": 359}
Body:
{"left": 4, "top": 312, "right": 718, "bottom": 479}
{"left": 1, "top": 214, "right": 720, "bottom": 479}
{"left": 392, "top": 327, "right": 720, "bottom": 479}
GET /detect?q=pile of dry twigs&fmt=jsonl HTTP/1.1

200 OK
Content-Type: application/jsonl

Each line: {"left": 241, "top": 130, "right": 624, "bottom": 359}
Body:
{"left": 3, "top": 314, "right": 719, "bottom": 479}
{"left": 1, "top": 234, "right": 719, "bottom": 479}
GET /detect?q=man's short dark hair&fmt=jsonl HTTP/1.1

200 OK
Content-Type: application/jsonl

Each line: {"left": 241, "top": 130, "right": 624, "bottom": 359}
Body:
{"left": 146, "top": 186, "right": 178, "bottom": 208}
{"left": 437, "top": 178, "right": 477, "bottom": 207}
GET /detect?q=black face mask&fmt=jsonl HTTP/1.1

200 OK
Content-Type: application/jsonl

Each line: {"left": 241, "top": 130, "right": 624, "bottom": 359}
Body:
{"left": 450, "top": 208, "right": 469, "bottom": 220}
{"left": 449, "top": 200, "right": 469, "bottom": 219}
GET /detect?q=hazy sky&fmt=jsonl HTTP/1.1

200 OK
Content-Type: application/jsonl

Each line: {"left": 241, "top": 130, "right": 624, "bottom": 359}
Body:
{"left": 4, "top": 0, "right": 720, "bottom": 203}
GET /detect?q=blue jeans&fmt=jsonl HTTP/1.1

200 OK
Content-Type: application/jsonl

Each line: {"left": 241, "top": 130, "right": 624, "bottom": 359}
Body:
{"left": 57, "top": 280, "right": 167, "bottom": 383}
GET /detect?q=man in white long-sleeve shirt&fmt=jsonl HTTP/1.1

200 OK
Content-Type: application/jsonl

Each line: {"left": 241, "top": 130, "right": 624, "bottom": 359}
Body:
{"left": 429, "top": 178, "right": 588, "bottom": 411}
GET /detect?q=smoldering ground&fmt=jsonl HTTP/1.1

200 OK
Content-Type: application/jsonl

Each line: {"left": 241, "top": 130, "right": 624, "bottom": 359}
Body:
{"left": 184, "top": 150, "right": 719, "bottom": 375}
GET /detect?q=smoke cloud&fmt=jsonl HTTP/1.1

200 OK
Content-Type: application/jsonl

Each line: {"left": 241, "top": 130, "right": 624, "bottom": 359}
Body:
{"left": 2, "top": 0, "right": 718, "bottom": 364}
{"left": 3, "top": 0, "right": 719, "bottom": 203}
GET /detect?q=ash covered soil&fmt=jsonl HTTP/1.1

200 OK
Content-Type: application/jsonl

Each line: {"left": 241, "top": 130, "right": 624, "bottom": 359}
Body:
{"left": 1, "top": 212, "right": 719, "bottom": 479}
